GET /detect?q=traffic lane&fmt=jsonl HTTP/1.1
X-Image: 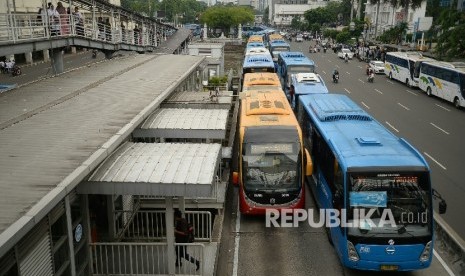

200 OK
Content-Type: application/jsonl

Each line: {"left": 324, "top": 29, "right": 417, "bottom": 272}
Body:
{"left": 310, "top": 48, "right": 465, "bottom": 238}
{"left": 237, "top": 186, "right": 343, "bottom": 276}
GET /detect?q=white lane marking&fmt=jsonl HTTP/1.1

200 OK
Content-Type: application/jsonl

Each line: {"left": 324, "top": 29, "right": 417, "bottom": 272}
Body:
{"left": 358, "top": 79, "right": 365, "bottom": 84}
{"left": 361, "top": 101, "right": 370, "bottom": 109}
{"left": 424, "top": 152, "right": 447, "bottom": 170}
{"left": 436, "top": 104, "right": 451, "bottom": 111}
{"left": 405, "top": 89, "right": 417, "bottom": 96}
{"left": 397, "top": 102, "right": 410, "bottom": 110}
{"left": 335, "top": 65, "right": 340, "bottom": 68}
{"left": 434, "top": 250, "right": 456, "bottom": 276}
{"left": 328, "top": 60, "right": 332, "bottom": 63}
{"left": 385, "top": 121, "right": 399, "bottom": 132}
{"left": 387, "top": 80, "right": 394, "bottom": 84}
{"left": 357, "top": 65, "right": 362, "bottom": 69}
{"left": 232, "top": 200, "right": 241, "bottom": 276}
{"left": 346, "top": 71, "right": 350, "bottom": 75}
{"left": 344, "top": 88, "right": 351, "bottom": 94}
{"left": 322, "top": 71, "right": 326, "bottom": 75}
{"left": 430, "top": 122, "right": 450, "bottom": 135}
{"left": 374, "top": 89, "right": 383, "bottom": 94}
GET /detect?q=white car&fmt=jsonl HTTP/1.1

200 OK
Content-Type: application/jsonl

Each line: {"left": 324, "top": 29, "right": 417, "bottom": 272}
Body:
{"left": 369, "top": 60, "right": 385, "bottom": 74}
{"left": 337, "top": 49, "right": 354, "bottom": 59}
{"left": 295, "top": 34, "right": 303, "bottom": 42}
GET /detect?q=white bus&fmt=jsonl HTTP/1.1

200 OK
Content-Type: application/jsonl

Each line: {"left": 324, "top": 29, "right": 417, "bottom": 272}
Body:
{"left": 418, "top": 61, "right": 465, "bottom": 108}
{"left": 384, "top": 52, "right": 436, "bottom": 88}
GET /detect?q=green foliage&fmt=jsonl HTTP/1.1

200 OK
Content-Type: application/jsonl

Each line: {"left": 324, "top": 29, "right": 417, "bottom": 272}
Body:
{"left": 377, "top": 22, "right": 408, "bottom": 44}
{"left": 291, "top": 17, "right": 305, "bottom": 31}
{"left": 435, "top": 9, "right": 465, "bottom": 60}
{"left": 323, "top": 29, "right": 339, "bottom": 39}
{"left": 336, "top": 30, "right": 351, "bottom": 43}
{"left": 209, "top": 76, "right": 228, "bottom": 86}
{"left": 309, "top": 23, "right": 321, "bottom": 34}
{"left": 121, "top": 0, "right": 207, "bottom": 22}
{"left": 263, "top": 7, "right": 269, "bottom": 25}
{"left": 200, "top": 6, "right": 254, "bottom": 31}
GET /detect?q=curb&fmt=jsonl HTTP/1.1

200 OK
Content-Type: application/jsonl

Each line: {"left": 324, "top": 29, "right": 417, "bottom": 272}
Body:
{"left": 435, "top": 213, "right": 465, "bottom": 275}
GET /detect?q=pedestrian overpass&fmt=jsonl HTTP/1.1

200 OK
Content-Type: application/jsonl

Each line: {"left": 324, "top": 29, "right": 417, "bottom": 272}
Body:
{"left": 0, "top": 0, "right": 192, "bottom": 74}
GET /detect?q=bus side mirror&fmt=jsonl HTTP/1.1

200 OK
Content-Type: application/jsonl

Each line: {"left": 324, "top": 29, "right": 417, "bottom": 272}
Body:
{"left": 305, "top": 149, "right": 313, "bottom": 176}
{"left": 433, "top": 188, "right": 447, "bottom": 214}
{"left": 232, "top": 172, "right": 239, "bottom": 186}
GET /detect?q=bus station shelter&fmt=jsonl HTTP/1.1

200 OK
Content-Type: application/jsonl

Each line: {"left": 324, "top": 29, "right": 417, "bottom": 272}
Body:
{"left": 78, "top": 142, "right": 222, "bottom": 274}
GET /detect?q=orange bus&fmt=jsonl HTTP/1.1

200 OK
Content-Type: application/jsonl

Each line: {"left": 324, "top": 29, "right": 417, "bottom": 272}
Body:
{"left": 242, "top": 72, "right": 282, "bottom": 92}
{"left": 247, "top": 35, "right": 264, "bottom": 43}
{"left": 232, "top": 90, "right": 312, "bottom": 215}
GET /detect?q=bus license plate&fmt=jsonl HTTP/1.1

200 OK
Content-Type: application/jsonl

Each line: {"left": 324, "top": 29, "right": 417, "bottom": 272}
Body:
{"left": 380, "top": 265, "right": 398, "bottom": 271}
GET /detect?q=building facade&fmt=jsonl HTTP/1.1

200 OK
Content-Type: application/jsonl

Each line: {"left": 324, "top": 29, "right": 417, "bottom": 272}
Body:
{"left": 268, "top": 0, "right": 337, "bottom": 27}
{"left": 364, "top": 0, "right": 427, "bottom": 39}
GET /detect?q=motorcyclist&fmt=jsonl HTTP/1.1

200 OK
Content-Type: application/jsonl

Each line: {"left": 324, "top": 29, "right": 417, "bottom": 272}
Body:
{"left": 368, "top": 68, "right": 375, "bottom": 82}
{"left": 344, "top": 53, "right": 349, "bottom": 62}
{"left": 332, "top": 69, "right": 339, "bottom": 82}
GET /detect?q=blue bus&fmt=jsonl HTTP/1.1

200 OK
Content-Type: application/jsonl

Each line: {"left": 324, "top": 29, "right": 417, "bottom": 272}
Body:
{"left": 246, "top": 42, "right": 266, "bottom": 51}
{"left": 269, "top": 40, "right": 291, "bottom": 62}
{"left": 277, "top": 52, "right": 315, "bottom": 94}
{"left": 296, "top": 93, "right": 446, "bottom": 272}
{"left": 289, "top": 72, "right": 328, "bottom": 110}
{"left": 242, "top": 54, "right": 275, "bottom": 78}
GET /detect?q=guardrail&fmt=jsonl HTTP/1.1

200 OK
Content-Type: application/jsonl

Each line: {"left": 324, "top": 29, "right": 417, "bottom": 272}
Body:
{"left": 115, "top": 210, "right": 212, "bottom": 242}
{"left": 0, "top": 13, "right": 174, "bottom": 47}
{"left": 91, "top": 242, "right": 204, "bottom": 275}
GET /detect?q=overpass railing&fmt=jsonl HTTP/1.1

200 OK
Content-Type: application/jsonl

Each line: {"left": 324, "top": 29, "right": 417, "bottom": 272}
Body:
{"left": 0, "top": 13, "right": 174, "bottom": 47}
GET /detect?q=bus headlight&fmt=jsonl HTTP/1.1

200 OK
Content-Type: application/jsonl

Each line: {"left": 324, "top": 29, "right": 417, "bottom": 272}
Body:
{"left": 419, "top": 241, "right": 432, "bottom": 262}
{"left": 347, "top": 241, "right": 360, "bottom": 261}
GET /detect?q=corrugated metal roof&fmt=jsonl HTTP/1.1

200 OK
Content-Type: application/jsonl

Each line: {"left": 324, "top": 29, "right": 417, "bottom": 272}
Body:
{"left": 133, "top": 108, "right": 228, "bottom": 139}
{"left": 79, "top": 142, "right": 220, "bottom": 197}
{"left": 0, "top": 53, "right": 205, "bottom": 258}
{"left": 162, "top": 90, "right": 233, "bottom": 109}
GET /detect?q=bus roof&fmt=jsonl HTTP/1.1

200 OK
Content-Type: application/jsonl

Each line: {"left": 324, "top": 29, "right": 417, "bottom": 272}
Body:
{"left": 246, "top": 42, "right": 266, "bottom": 49}
{"left": 421, "top": 60, "right": 465, "bottom": 73}
{"left": 245, "top": 47, "right": 270, "bottom": 56}
{"left": 299, "top": 93, "right": 428, "bottom": 169}
{"left": 243, "top": 55, "right": 274, "bottom": 68}
{"left": 243, "top": 72, "right": 281, "bottom": 86}
{"left": 240, "top": 91, "right": 298, "bottom": 127}
{"left": 386, "top": 51, "right": 436, "bottom": 62}
{"left": 292, "top": 73, "right": 328, "bottom": 95}
{"left": 269, "top": 40, "right": 288, "bottom": 46}
{"left": 279, "top": 52, "right": 306, "bottom": 59}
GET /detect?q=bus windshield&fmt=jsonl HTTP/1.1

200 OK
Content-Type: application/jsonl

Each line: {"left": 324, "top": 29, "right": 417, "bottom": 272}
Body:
{"left": 242, "top": 143, "right": 299, "bottom": 191}
{"left": 347, "top": 172, "right": 431, "bottom": 237}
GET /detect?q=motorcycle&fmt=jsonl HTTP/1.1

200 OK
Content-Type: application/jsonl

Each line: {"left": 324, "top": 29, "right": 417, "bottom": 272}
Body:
{"left": 333, "top": 74, "right": 339, "bottom": 83}
{"left": 11, "top": 65, "right": 21, "bottom": 76}
{"left": 368, "top": 72, "right": 375, "bottom": 83}
{"left": 344, "top": 56, "right": 349, "bottom": 63}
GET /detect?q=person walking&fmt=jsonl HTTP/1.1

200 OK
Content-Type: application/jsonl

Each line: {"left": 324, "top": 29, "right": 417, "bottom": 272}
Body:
{"left": 174, "top": 209, "right": 200, "bottom": 271}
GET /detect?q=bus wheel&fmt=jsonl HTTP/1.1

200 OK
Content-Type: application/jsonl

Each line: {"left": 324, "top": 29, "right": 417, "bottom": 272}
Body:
{"left": 406, "top": 79, "right": 411, "bottom": 88}
{"left": 389, "top": 72, "right": 393, "bottom": 79}
{"left": 426, "top": 87, "right": 432, "bottom": 96}
{"left": 454, "top": 97, "right": 460, "bottom": 108}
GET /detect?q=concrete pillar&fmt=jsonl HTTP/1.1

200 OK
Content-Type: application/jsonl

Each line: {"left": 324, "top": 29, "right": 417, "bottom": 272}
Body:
{"left": 203, "top": 23, "right": 207, "bottom": 40}
{"left": 25, "top": 52, "right": 33, "bottom": 64}
{"left": 71, "top": 47, "right": 77, "bottom": 54}
{"left": 165, "top": 197, "right": 175, "bottom": 275}
{"left": 51, "top": 48, "right": 64, "bottom": 74}
{"left": 238, "top": 23, "right": 242, "bottom": 39}
{"left": 43, "top": 49, "right": 50, "bottom": 62}
{"left": 65, "top": 196, "right": 77, "bottom": 276}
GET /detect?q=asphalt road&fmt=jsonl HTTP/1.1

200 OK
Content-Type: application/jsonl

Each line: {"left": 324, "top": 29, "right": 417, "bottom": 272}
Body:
{"left": 216, "top": 40, "right": 459, "bottom": 276}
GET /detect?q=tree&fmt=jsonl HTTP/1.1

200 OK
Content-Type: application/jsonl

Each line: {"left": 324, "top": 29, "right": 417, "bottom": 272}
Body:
{"left": 263, "top": 7, "right": 269, "bottom": 25}
{"left": 200, "top": 6, "right": 254, "bottom": 35}
{"left": 435, "top": 8, "right": 465, "bottom": 60}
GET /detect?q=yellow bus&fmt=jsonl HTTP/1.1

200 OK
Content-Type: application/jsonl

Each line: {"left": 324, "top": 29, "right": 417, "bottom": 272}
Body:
{"left": 248, "top": 35, "right": 264, "bottom": 43}
{"left": 232, "top": 90, "right": 312, "bottom": 215}
{"left": 268, "top": 33, "right": 284, "bottom": 43}
{"left": 242, "top": 72, "right": 282, "bottom": 92}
